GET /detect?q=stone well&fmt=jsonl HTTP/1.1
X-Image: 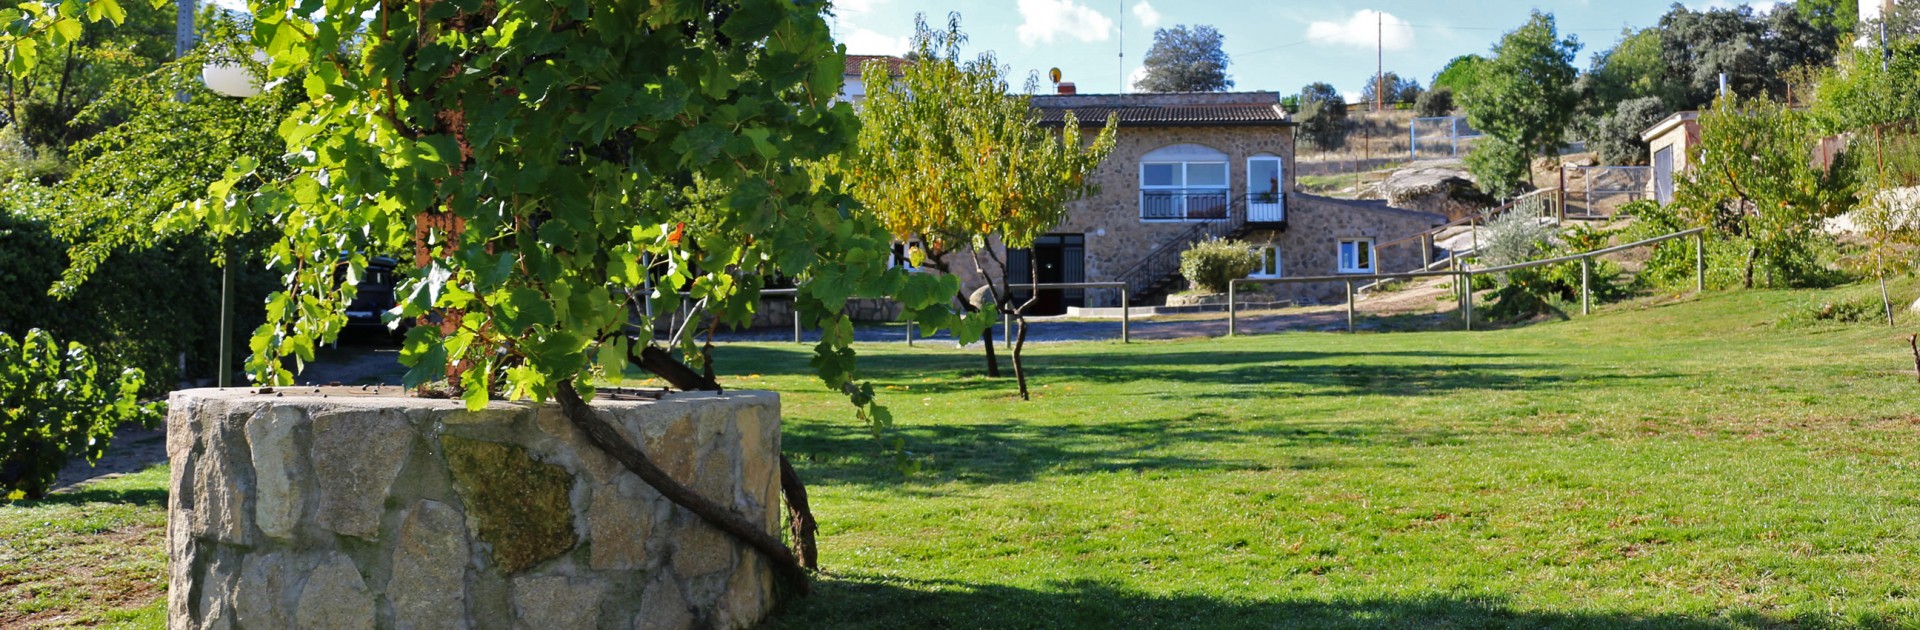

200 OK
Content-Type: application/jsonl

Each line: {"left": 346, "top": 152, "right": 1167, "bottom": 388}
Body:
{"left": 165, "top": 388, "right": 783, "bottom": 630}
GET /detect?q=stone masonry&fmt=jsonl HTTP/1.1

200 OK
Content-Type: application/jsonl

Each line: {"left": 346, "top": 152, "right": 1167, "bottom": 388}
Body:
{"left": 166, "top": 388, "right": 783, "bottom": 630}
{"left": 944, "top": 93, "right": 1444, "bottom": 306}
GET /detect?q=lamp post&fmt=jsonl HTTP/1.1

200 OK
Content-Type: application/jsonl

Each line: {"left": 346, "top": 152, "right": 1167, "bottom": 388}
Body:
{"left": 187, "top": 0, "right": 267, "bottom": 388}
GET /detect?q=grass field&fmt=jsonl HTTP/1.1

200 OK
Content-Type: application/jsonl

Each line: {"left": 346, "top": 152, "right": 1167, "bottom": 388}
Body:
{"left": 7, "top": 283, "right": 1920, "bottom": 628}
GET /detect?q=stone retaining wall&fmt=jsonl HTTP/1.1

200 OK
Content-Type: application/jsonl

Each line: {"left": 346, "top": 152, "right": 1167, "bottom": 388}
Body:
{"left": 166, "top": 388, "right": 782, "bottom": 630}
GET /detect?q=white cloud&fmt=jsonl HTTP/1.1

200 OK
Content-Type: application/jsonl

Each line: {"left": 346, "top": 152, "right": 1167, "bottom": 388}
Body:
{"left": 833, "top": 0, "right": 888, "bottom": 16}
{"left": 1131, "top": 1, "right": 1161, "bottom": 29}
{"left": 1017, "top": 0, "right": 1114, "bottom": 46}
{"left": 1127, "top": 66, "right": 1149, "bottom": 92}
{"left": 832, "top": 0, "right": 907, "bottom": 56}
{"left": 843, "top": 27, "right": 909, "bottom": 55}
{"left": 1306, "top": 10, "right": 1415, "bottom": 52}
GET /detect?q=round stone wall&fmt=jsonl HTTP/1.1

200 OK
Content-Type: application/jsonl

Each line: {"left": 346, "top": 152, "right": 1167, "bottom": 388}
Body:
{"left": 164, "top": 388, "right": 782, "bottom": 630}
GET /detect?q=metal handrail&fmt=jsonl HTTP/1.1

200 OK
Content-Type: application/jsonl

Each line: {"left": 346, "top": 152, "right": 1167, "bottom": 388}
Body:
{"left": 1113, "top": 193, "right": 1254, "bottom": 300}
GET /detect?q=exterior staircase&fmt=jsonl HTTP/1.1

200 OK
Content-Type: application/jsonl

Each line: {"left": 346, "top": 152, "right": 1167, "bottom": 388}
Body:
{"left": 1115, "top": 193, "right": 1287, "bottom": 306}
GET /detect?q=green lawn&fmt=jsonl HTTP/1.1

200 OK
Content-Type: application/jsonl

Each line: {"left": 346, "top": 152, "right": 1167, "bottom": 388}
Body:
{"left": 0, "top": 465, "right": 168, "bottom": 628}
{"left": 754, "top": 285, "right": 1920, "bottom": 628}
{"left": 8, "top": 284, "right": 1920, "bottom": 628}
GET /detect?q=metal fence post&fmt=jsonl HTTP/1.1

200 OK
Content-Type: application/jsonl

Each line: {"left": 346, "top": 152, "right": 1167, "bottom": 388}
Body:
{"left": 906, "top": 321, "right": 914, "bottom": 346}
{"left": 792, "top": 307, "right": 801, "bottom": 344}
{"left": 1580, "top": 257, "right": 1591, "bottom": 316}
{"left": 1227, "top": 281, "right": 1238, "bottom": 337}
{"left": 1120, "top": 288, "right": 1131, "bottom": 343}
{"left": 1695, "top": 231, "right": 1706, "bottom": 293}
{"left": 1344, "top": 280, "right": 1356, "bottom": 333}
{"left": 1420, "top": 233, "right": 1432, "bottom": 270}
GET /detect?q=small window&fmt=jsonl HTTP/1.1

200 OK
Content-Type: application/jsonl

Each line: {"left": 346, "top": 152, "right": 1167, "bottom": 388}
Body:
{"left": 888, "top": 241, "right": 924, "bottom": 271}
{"left": 1186, "top": 162, "right": 1229, "bottom": 187}
{"left": 1338, "top": 239, "right": 1374, "bottom": 274}
{"left": 1142, "top": 163, "right": 1181, "bottom": 188}
{"left": 1251, "top": 245, "right": 1282, "bottom": 278}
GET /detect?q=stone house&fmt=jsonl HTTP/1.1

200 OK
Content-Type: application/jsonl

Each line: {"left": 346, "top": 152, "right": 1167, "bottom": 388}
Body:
{"left": 953, "top": 91, "right": 1445, "bottom": 313}
{"left": 837, "top": 55, "right": 908, "bottom": 105}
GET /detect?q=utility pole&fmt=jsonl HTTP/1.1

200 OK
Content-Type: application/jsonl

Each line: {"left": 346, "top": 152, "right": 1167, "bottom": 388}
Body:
{"left": 1118, "top": 0, "right": 1124, "bottom": 91}
{"left": 1376, "top": 11, "right": 1384, "bottom": 114}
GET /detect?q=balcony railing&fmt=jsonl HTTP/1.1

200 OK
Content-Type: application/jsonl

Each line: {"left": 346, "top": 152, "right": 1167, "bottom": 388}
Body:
{"left": 1140, "top": 188, "right": 1230, "bottom": 221}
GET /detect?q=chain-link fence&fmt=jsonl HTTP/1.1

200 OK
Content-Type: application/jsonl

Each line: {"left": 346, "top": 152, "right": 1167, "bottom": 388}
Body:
{"left": 1562, "top": 166, "right": 1652, "bottom": 218}
{"left": 1409, "top": 116, "right": 1484, "bottom": 160}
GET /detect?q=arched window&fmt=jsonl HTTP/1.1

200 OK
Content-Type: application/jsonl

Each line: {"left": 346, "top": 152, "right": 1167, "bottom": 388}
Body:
{"left": 1140, "top": 144, "right": 1229, "bottom": 221}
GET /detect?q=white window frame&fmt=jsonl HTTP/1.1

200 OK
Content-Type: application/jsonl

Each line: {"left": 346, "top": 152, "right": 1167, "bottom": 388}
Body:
{"left": 1246, "top": 155, "right": 1285, "bottom": 203}
{"left": 1138, "top": 144, "right": 1231, "bottom": 223}
{"left": 1250, "top": 245, "right": 1283, "bottom": 278}
{"left": 1337, "top": 238, "right": 1375, "bottom": 274}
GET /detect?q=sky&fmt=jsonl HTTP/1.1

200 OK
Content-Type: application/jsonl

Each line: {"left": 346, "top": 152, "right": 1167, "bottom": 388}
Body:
{"left": 830, "top": 0, "right": 1795, "bottom": 99}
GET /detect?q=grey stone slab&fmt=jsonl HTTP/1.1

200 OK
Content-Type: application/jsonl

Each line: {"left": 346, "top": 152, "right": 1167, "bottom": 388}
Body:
{"left": 310, "top": 408, "right": 414, "bottom": 539}
{"left": 294, "top": 554, "right": 375, "bottom": 630}
{"left": 511, "top": 575, "right": 607, "bottom": 630}
{"left": 246, "top": 406, "right": 307, "bottom": 540}
{"left": 389, "top": 500, "right": 470, "bottom": 630}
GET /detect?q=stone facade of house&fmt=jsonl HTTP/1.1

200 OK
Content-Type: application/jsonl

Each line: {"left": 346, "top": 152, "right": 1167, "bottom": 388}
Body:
{"left": 940, "top": 92, "right": 1444, "bottom": 308}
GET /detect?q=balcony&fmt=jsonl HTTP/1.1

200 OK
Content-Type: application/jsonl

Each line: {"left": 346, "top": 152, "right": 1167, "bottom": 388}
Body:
{"left": 1140, "top": 188, "right": 1230, "bottom": 221}
{"left": 1246, "top": 192, "right": 1285, "bottom": 226}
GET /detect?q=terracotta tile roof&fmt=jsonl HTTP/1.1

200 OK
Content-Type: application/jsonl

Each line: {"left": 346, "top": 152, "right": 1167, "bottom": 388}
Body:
{"left": 1034, "top": 103, "right": 1291, "bottom": 127}
{"left": 845, "top": 55, "right": 909, "bottom": 77}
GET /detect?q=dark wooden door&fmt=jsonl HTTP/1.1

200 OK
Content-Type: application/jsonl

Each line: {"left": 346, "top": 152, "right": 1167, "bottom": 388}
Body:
{"left": 1007, "top": 234, "right": 1084, "bottom": 316}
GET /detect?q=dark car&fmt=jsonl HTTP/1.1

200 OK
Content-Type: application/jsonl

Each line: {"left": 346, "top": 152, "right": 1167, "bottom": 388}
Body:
{"left": 343, "top": 256, "right": 410, "bottom": 340}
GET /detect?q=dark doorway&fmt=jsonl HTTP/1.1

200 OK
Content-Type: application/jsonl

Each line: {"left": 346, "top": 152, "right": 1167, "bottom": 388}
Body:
{"left": 1006, "top": 234, "right": 1085, "bottom": 316}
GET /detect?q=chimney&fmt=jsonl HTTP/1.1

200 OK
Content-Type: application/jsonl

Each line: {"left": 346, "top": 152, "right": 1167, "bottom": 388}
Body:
{"left": 1056, "top": 82, "right": 1077, "bottom": 95}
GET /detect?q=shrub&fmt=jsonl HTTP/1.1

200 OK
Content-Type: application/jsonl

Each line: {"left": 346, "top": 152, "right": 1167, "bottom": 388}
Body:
{"left": 1465, "top": 136, "right": 1530, "bottom": 199}
{"left": 1780, "top": 294, "right": 1883, "bottom": 327}
{"left": 1591, "top": 97, "right": 1667, "bottom": 166}
{"left": 1416, "top": 87, "right": 1454, "bottom": 118}
{"left": 0, "top": 196, "right": 275, "bottom": 394}
{"left": 1, "top": 329, "right": 159, "bottom": 500}
{"left": 1180, "top": 239, "right": 1260, "bottom": 294}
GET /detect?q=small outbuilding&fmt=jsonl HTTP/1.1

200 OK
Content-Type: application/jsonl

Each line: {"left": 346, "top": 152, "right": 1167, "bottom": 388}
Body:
{"left": 1641, "top": 111, "right": 1700, "bottom": 205}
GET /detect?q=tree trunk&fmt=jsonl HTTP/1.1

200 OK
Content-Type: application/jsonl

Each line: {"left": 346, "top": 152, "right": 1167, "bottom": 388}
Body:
{"left": 779, "top": 454, "right": 818, "bottom": 570}
{"left": 554, "top": 380, "right": 811, "bottom": 596}
{"left": 981, "top": 326, "right": 1001, "bottom": 377}
{"left": 1011, "top": 316, "right": 1031, "bottom": 401}
{"left": 1742, "top": 245, "right": 1758, "bottom": 289}
{"left": 625, "top": 344, "right": 822, "bottom": 580}
{"left": 957, "top": 289, "right": 1002, "bottom": 378}
{"left": 1880, "top": 272, "right": 1895, "bottom": 327}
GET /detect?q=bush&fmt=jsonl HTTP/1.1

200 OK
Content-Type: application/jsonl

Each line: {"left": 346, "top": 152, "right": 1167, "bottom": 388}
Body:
{"left": 1465, "top": 136, "right": 1530, "bottom": 199}
{"left": 1479, "top": 218, "right": 1628, "bottom": 321}
{"left": 1780, "top": 294, "right": 1883, "bottom": 327}
{"left": 1, "top": 329, "right": 159, "bottom": 500}
{"left": 1416, "top": 87, "right": 1455, "bottom": 117}
{"left": 1, "top": 196, "right": 276, "bottom": 394}
{"left": 1591, "top": 97, "right": 1667, "bottom": 166}
{"left": 1180, "top": 239, "right": 1260, "bottom": 294}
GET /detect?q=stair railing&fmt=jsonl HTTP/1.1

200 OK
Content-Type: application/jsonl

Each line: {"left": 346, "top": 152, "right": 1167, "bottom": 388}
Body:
{"left": 1113, "top": 194, "right": 1251, "bottom": 301}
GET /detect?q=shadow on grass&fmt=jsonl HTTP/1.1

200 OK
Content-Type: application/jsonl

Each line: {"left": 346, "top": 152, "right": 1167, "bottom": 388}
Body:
{"left": 771, "top": 575, "right": 1762, "bottom": 629}
{"left": 13, "top": 485, "right": 168, "bottom": 508}
{"left": 785, "top": 414, "right": 1433, "bottom": 489}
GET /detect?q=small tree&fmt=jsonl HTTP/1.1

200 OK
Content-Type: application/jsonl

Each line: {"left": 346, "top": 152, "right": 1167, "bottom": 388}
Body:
{"left": 1135, "top": 24, "right": 1233, "bottom": 93}
{"left": 1675, "top": 95, "right": 1856, "bottom": 288}
{"left": 1431, "top": 55, "right": 1489, "bottom": 95}
{"left": 1465, "top": 136, "right": 1530, "bottom": 199}
{"left": 1591, "top": 96, "right": 1669, "bottom": 166}
{"left": 1462, "top": 11, "right": 1580, "bottom": 189}
{"left": 1297, "top": 82, "right": 1348, "bottom": 152}
{"left": 1360, "top": 71, "right": 1421, "bottom": 108}
{"left": 1415, "top": 87, "right": 1454, "bottom": 117}
{"left": 1842, "top": 187, "right": 1920, "bottom": 324}
{"left": 847, "top": 14, "right": 1117, "bottom": 401}
{"left": 1, "top": 329, "right": 157, "bottom": 500}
